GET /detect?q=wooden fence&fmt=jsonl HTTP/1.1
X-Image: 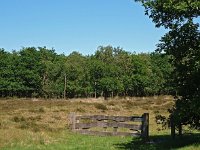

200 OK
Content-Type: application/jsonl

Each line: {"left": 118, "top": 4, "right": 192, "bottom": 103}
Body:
{"left": 69, "top": 113, "right": 149, "bottom": 140}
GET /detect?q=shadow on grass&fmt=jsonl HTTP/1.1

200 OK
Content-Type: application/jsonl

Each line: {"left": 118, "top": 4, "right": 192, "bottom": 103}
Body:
{"left": 115, "top": 133, "right": 200, "bottom": 150}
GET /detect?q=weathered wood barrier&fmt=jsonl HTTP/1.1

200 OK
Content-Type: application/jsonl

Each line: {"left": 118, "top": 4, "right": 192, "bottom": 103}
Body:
{"left": 69, "top": 112, "right": 149, "bottom": 140}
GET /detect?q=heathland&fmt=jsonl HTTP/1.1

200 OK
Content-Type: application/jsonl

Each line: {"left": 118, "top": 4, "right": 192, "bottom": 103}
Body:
{"left": 0, "top": 96, "right": 199, "bottom": 150}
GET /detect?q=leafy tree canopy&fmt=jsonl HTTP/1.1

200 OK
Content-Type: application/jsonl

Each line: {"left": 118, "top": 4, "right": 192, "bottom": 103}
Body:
{"left": 136, "top": 0, "right": 200, "bottom": 129}
{"left": 136, "top": 0, "right": 200, "bottom": 28}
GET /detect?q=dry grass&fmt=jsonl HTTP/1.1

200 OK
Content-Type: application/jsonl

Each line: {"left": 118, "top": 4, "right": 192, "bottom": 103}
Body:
{"left": 0, "top": 96, "right": 174, "bottom": 148}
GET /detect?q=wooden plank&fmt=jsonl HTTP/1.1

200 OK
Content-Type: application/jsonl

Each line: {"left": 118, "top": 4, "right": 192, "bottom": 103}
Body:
{"left": 75, "top": 130, "right": 141, "bottom": 137}
{"left": 68, "top": 113, "right": 148, "bottom": 138}
{"left": 76, "top": 122, "right": 97, "bottom": 129}
{"left": 76, "top": 115, "right": 143, "bottom": 122}
{"left": 75, "top": 122, "right": 142, "bottom": 130}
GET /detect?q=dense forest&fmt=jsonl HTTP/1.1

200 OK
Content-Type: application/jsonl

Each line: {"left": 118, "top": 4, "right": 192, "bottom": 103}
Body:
{"left": 0, "top": 46, "right": 174, "bottom": 99}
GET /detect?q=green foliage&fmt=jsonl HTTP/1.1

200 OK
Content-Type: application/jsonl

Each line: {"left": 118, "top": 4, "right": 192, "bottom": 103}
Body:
{"left": 0, "top": 46, "right": 173, "bottom": 99}
{"left": 136, "top": 0, "right": 200, "bottom": 129}
{"left": 158, "top": 21, "right": 200, "bottom": 129}
{"left": 135, "top": 0, "right": 200, "bottom": 29}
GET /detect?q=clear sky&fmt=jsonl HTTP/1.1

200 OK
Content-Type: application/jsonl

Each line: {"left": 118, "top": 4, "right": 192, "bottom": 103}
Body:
{"left": 0, "top": 0, "right": 168, "bottom": 55}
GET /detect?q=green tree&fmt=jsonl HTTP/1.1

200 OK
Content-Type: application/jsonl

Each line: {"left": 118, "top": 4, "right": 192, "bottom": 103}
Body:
{"left": 136, "top": 0, "right": 200, "bottom": 28}
{"left": 130, "top": 54, "right": 152, "bottom": 96}
{"left": 136, "top": 0, "right": 200, "bottom": 129}
{"left": 150, "top": 53, "right": 174, "bottom": 95}
{"left": 93, "top": 46, "right": 123, "bottom": 99}
{"left": 65, "top": 51, "right": 89, "bottom": 98}
{"left": 0, "top": 49, "right": 14, "bottom": 97}
{"left": 17, "top": 47, "right": 43, "bottom": 97}
{"left": 0, "top": 46, "right": 173, "bottom": 99}
{"left": 39, "top": 48, "right": 67, "bottom": 98}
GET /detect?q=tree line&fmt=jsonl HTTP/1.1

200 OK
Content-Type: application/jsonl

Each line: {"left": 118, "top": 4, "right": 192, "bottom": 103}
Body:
{"left": 0, "top": 46, "right": 173, "bottom": 99}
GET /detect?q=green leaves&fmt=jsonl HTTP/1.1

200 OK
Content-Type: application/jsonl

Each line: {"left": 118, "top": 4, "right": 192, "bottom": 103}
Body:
{"left": 135, "top": 0, "right": 200, "bottom": 28}
{"left": 0, "top": 46, "right": 173, "bottom": 99}
{"left": 136, "top": 0, "right": 200, "bottom": 129}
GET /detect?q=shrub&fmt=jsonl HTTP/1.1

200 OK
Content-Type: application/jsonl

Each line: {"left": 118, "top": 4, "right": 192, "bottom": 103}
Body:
{"left": 27, "top": 115, "right": 42, "bottom": 121}
{"left": 155, "top": 114, "right": 169, "bottom": 130}
{"left": 94, "top": 103, "right": 107, "bottom": 110}
{"left": 107, "top": 101, "right": 115, "bottom": 106}
{"left": 13, "top": 116, "right": 26, "bottom": 122}
{"left": 38, "top": 107, "right": 45, "bottom": 113}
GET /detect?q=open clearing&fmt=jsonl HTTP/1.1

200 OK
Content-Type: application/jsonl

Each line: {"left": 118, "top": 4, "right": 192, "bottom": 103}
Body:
{"left": 0, "top": 96, "right": 199, "bottom": 150}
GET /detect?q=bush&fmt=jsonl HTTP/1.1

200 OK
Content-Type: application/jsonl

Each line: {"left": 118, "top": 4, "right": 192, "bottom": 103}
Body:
{"left": 13, "top": 116, "right": 26, "bottom": 122}
{"left": 94, "top": 103, "right": 107, "bottom": 110}
{"left": 38, "top": 107, "right": 45, "bottom": 113}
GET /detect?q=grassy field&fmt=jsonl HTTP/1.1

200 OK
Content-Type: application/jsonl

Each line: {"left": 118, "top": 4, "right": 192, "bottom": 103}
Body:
{"left": 0, "top": 96, "right": 199, "bottom": 150}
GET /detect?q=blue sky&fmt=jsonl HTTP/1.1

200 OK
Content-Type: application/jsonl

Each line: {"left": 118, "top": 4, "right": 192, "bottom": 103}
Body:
{"left": 0, "top": 0, "right": 168, "bottom": 55}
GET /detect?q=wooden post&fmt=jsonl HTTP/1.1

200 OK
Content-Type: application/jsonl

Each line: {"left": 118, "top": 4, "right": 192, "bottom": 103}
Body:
{"left": 103, "top": 120, "right": 107, "bottom": 132}
{"left": 141, "top": 113, "right": 149, "bottom": 141}
{"left": 113, "top": 127, "right": 118, "bottom": 135}
{"left": 69, "top": 112, "right": 76, "bottom": 131}
{"left": 103, "top": 127, "right": 107, "bottom": 132}
{"left": 171, "top": 115, "right": 175, "bottom": 139}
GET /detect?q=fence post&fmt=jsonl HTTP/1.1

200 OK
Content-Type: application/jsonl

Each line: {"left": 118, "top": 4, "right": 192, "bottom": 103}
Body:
{"left": 171, "top": 115, "right": 175, "bottom": 139}
{"left": 141, "top": 113, "right": 149, "bottom": 141}
{"left": 69, "top": 112, "right": 76, "bottom": 131}
{"left": 113, "top": 127, "right": 118, "bottom": 135}
{"left": 103, "top": 120, "right": 108, "bottom": 132}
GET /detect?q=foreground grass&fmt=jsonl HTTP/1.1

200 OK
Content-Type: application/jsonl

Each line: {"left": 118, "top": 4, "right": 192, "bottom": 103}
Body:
{"left": 1, "top": 130, "right": 132, "bottom": 150}
{"left": 0, "top": 96, "right": 199, "bottom": 150}
{"left": 1, "top": 131, "right": 200, "bottom": 150}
